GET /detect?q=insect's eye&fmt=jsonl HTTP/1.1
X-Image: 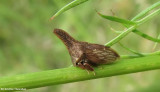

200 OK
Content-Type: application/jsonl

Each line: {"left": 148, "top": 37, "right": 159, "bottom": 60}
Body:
{"left": 76, "top": 62, "right": 81, "bottom": 66}
{"left": 76, "top": 62, "right": 78, "bottom": 65}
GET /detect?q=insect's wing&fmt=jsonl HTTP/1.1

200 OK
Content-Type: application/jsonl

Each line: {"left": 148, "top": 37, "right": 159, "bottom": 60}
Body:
{"left": 85, "top": 44, "right": 120, "bottom": 65}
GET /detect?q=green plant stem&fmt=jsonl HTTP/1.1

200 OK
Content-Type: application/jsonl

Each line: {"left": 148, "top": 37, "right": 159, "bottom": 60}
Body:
{"left": 131, "top": 1, "right": 160, "bottom": 21}
{"left": 98, "top": 13, "right": 160, "bottom": 43}
{"left": 121, "top": 51, "right": 160, "bottom": 59}
{"left": 136, "top": 8, "right": 160, "bottom": 24}
{"left": 153, "top": 34, "right": 160, "bottom": 49}
{"left": 105, "top": 8, "right": 160, "bottom": 47}
{"left": 0, "top": 55, "right": 160, "bottom": 90}
{"left": 105, "top": 26, "right": 136, "bottom": 46}
{"left": 114, "top": 29, "right": 160, "bottom": 42}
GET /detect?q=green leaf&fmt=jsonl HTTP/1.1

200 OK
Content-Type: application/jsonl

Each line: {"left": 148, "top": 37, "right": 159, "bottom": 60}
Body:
{"left": 119, "top": 42, "right": 144, "bottom": 56}
{"left": 98, "top": 12, "right": 137, "bottom": 25}
{"left": 51, "top": 0, "right": 89, "bottom": 20}
{"left": 133, "top": 29, "right": 160, "bottom": 42}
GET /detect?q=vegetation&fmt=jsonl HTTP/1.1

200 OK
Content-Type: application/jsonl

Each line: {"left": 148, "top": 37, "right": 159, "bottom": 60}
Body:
{"left": 0, "top": 0, "right": 160, "bottom": 92}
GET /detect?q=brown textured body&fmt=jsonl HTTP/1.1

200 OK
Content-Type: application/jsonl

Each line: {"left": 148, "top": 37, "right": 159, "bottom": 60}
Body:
{"left": 54, "top": 29, "right": 120, "bottom": 71}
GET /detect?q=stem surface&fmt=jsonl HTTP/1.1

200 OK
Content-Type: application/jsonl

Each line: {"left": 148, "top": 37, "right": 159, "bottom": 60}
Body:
{"left": 0, "top": 55, "right": 160, "bottom": 90}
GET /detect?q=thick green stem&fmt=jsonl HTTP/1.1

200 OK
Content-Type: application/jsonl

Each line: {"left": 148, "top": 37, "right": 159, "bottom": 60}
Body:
{"left": 0, "top": 55, "right": 160, "bottom": 90}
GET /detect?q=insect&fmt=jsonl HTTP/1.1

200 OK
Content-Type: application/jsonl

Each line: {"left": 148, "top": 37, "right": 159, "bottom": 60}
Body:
{"left": 54, "top": 29, "right": 120, "bottom": 74}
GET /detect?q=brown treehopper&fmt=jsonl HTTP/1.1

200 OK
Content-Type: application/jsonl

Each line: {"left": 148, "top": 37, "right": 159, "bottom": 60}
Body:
{"left": 54, "top": 29, "right": 120, "bottom": 74}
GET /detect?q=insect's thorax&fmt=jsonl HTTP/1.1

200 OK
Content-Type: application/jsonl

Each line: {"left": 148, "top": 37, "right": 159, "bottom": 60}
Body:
{"left": 68, "top": 43, "right": 83, "bottom": 66}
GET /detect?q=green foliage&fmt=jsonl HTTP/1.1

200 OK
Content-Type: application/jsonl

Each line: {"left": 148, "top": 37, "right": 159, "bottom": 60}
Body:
{"left": 51, "top": 0, "right": 89, "bottom": 20}
{"left": 97, "top": 13, "right": 137, "bottom": 25}
{"left": 104, "top": 2, "right": 160, "bottom": 47}
{"left": 0, "top": 0, "right": 160, "bottom": 92}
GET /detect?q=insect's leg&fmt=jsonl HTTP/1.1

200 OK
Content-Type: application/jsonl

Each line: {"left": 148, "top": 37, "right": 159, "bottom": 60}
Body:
{"left": 85, "top": 70, "right": 90, "bottom": 75}
{"left": 75, "top": 53, "right": 85, "bottom": 64}
{"left": 75, "top": 53, "right": 95, "bottom": 75}
{"left": 75, "top": 53, "right": 86, "bottom": 70}
{"left": 83, "top": 62, "right": 96, "bottom": 75}
{"left": 77, "top": 62, "right": 85, "bottom": 69}
{"left": 83, "top": 63, "right": 94, "bottom": 71}
{"left": 77, "top": 62, "right": 91, "bottom": 75}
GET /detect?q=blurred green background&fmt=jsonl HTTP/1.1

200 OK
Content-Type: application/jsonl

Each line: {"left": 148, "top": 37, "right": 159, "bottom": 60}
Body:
{"left": 0, "top": 0, "right": 160, "bottom": 92}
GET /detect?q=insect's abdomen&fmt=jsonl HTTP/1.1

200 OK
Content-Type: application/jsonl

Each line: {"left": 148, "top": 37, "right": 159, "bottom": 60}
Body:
{"left": 84, "top": 43, "right": 120, "bottom": 65}
{"left": 95, "top": 48, "right": 119, "bottom": 64}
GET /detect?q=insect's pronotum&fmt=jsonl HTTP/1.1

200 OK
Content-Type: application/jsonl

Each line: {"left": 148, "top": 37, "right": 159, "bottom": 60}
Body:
{"left": 54, "top": 29, "right": 120, "bottom": 74}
